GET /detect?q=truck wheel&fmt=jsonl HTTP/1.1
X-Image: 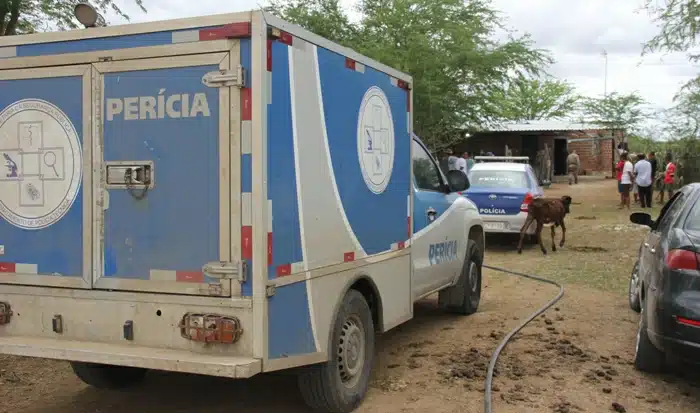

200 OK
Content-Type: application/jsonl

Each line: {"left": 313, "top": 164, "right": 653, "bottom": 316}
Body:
{"left": 71, "top": 362, "right": 147, "bottom": 389}
{"left": 298, "top": 289, "right": 375, "bottom": 413}
{"left": 634, "top": 305, "right": 665, "bottom": 373}
{"left": 439, "top": 239, "right": 482, "bottom": 315}
{"left": 628, "top": 260, "right": 642, "bottom": 313}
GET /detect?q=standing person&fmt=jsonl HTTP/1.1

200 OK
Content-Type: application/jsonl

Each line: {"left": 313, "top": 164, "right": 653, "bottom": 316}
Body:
{"left": 464, "top": 152, "right": 475, "bottom": 173}
{"left": 660, "top": 154, "right": 677, "bottom": 204}
{"left": 648, "top": 151, "right": 658, "bottom": 201}
{"left": 634, "top": 153, "right": 653, "bottom": 208}
{"left": 439, "top": 148, "right": 458, "bottom": 175}
{"left": 566, "top": 149, "right": 580, "bottom": 185}
{"left": 630, "top": 152, "right": 639, "bottom": 204}
{"left": 619, "top": 152, "right": 634, "bottom": 210}
{"left": 456, "top": 151, "right": 467, "bottom": 175}
{"left": 615, "top": 154, "right": 626, "bottom": 207}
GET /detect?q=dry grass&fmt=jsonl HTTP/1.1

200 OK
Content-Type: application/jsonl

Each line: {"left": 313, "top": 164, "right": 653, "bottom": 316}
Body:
{"left": 485, "top": 179, "right": 663, "bottom": 295}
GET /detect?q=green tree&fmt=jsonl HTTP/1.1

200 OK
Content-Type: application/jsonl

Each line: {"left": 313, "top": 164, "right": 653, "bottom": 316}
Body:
{"left": 665, "top": 77, "right": 700, "bottom": 138}
{"left": 643, "top": 0, "right": 700, "bottom": 61}
{"left": 487, "top": 75, "right": 579, "bottom": 122}
{"left": 268, "top": 0, "right": 552, "bottom": 150}
{"left": 580, "top": 92, "right": 649, "bottom": 137}
{"left": 0, "top": 0, "right": 146, "bottom": 35}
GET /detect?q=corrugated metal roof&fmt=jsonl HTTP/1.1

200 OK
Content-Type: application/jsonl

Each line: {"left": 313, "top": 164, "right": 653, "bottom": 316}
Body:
{"left": 478, "top": 120, "right": 613, "bottom": 132}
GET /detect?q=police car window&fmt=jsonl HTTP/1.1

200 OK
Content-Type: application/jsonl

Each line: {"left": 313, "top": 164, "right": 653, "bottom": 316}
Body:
{"left": 412, "top": 140, "right": 442, "bottom": 191}
{"left": 468, "top": 170, "right": 528, "bottom": 189}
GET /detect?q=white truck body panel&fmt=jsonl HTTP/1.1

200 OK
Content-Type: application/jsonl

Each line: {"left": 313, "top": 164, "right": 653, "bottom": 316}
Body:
{"left": 0, "top": 11, "right": 482, "bottom": 377}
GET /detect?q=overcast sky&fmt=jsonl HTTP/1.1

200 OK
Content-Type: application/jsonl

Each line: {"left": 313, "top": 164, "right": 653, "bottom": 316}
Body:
{"left": 106, "top": 0, "right": 698, "bottom": 111}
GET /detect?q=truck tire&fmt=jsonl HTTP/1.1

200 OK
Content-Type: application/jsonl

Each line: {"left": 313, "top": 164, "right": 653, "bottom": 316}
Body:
{"left": 634, "top": 305, "right": 665, "bottom": 373}
{"left": 628, "top": 260, "right": 642, "bottom": 313}
{"left": 298, "top": 289, "right": 375, "bottom": 413}
{"left": 71, "top": 362, "right": 147, "bottom": 389}
{"left": 439, "top": 239, "right": 482, "bottom": 315}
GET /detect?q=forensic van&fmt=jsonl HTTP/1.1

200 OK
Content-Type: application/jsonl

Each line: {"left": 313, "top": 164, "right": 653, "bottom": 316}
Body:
{"left": 0, "top": 9, "right": 484, "bottom": 413}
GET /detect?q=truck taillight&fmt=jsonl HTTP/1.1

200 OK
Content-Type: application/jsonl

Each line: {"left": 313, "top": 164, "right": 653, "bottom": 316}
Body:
{"left": 666, "top": 249, "right": 700, "bottom": 272}
{"left": 0, "top": 302, "right": 12, "bottom": 325}
{"left": 520, "top": 193, "right": 534, "bottom": 212}
{"left": 179, "top": 313, "right": 243, "bottom": 344}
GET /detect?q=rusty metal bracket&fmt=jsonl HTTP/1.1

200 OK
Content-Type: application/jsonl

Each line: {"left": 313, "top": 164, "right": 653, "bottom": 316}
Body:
{"left": 0, "top": 302, "right": 13, "bottom": 325}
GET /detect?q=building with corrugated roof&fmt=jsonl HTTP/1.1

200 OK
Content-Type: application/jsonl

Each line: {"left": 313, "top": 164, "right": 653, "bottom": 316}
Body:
{"left": 454, "top": 120, "right": 622, "bottom": 181}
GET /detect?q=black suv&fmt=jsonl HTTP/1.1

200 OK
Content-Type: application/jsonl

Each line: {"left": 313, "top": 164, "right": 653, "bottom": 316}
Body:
{"left": 628, "top": 183, "right": 700, "bottom": 372}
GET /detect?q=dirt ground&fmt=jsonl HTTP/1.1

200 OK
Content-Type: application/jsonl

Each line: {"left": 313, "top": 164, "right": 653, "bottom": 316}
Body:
{"left": 2, "top": 179, "right": 700, "bottom": 413}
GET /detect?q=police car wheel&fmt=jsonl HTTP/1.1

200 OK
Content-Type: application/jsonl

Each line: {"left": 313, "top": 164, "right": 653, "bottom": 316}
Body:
{"left": 441, "top": 239, "right": 482, "bottom": 315}
{"left": 70, "top": 362, "right": 147, "bottom": 389}
{"left": 298, "top": 289, "right": 375, "bottom": 413}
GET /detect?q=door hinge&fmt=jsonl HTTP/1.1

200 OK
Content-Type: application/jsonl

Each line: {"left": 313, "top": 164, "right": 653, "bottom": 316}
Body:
{"left": 202, "top": 66, "right": 245, "bottom": 88}
{"left": 202, "top": 261, "right": 247, "bottom": 282}
{"left": 266, "top": 284, "right": 276, "bottom": 297}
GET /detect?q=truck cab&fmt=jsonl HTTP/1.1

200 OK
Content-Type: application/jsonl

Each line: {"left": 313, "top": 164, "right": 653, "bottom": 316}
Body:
{"left": 0, "top": 10, "right": 483, "bottom": 413}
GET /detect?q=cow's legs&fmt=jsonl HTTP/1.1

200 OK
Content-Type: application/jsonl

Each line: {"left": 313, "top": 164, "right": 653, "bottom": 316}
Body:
{"left": 517, "top": 216, "right": 535, "bottom": 254}
{"left": 559, "top": 220, "right": 567, "bottom": 247}
{"left": 536, "top": 222, "right": 546, "bottom": 254}
{"left": 550, "top": 225, "right": 557, "bottom": 252}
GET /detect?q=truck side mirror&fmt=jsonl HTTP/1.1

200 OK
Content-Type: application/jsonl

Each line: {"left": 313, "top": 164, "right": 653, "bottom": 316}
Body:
{"left": 446, "top": 170, "right": 469, "bottom": 193}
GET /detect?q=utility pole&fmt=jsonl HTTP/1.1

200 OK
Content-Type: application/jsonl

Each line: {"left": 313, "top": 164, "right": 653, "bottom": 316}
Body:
{"left": 602, "top": 49, "right": 608, "bottom": 97}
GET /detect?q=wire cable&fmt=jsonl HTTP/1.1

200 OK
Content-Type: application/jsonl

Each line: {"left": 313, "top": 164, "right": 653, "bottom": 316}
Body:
{"left": 481, "top": 264, "right": 565, "bottom": 413}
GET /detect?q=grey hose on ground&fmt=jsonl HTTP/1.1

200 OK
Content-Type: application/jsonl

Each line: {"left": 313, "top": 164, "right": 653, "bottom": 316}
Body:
{"left": 482, "top": 264, "right": 565, "bottom": 413}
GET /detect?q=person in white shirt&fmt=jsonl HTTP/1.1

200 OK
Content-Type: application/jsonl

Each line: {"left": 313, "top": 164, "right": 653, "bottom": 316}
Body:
{"left": 619, "top": 152, "right": 635, "bottom": 210}
{"left": 634, "top": 153, "right": 653, "bottom": 208}
{"left": 455, "top": 154, "right": 467, "bottom": 175}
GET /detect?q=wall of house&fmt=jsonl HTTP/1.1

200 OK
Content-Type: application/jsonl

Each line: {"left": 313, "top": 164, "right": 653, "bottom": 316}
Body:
{"left": 566, "top": 135, "right": 614, "bottom": 177}
{"left": 454, "top": 130, "right": 614, "bottom": 177}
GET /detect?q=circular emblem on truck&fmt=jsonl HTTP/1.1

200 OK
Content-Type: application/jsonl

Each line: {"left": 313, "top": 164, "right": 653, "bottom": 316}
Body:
{"left": 0, "top": 99, "right": 83, "bottom": 230}
{"left": 357, "top": 86, "right": 395, "bottom": 194}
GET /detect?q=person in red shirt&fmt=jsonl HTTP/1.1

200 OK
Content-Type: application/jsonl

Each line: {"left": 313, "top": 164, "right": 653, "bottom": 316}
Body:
{"left": 660, "top": 153, "right": 677, "bottom": 204}
{"left": 615, "top": 156, "right": 626, "bottom": 207}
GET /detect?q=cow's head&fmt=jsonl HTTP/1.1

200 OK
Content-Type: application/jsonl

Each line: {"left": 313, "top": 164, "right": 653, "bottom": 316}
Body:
{"left": 561, "top": 195, "right": 573, "bottom": 214}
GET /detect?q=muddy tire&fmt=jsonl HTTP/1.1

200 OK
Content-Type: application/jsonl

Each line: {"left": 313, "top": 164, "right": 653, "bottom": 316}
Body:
{"left": 71, "top": 362, "right": 147, "bottom": 389}
{"left": 298, "top": 289, "right": 375, "bottom": 413}
{"left": 629, "top": 260, "right": 642, "bottom": 313}
{"left": 439, "top": 239, "right": 482, "bottom": 315}
{"left": 634, "top": 305, "right": 665, "bottom": 373}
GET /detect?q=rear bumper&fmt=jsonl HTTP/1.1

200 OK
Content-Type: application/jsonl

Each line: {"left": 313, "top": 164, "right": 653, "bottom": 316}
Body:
{"left": 481, "top": 212, "right": 533, "bottom": 234}
{"left": 648, "top": 329, "right": 700, "bottom": 363}
{"left": 0, "top": 285, "right": 257, "bottom": 378}
{"left": 0, "top": 336, "right": 261, "bottom": 378}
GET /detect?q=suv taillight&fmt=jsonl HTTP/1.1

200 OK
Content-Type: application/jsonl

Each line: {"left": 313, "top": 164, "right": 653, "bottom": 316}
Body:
{"left": 666, "top": 249, "right": 700, "bottom": 272}
{"left": 520, "top": 192, "right": 534, "bottom": 212}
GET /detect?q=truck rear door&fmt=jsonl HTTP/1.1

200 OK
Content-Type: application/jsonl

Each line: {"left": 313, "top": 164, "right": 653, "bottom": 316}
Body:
{"left": 0, "top": 65, "right": 93, "bottom": 289}
{"left": 94, "top": 52, "right": 240, "bottom": 297}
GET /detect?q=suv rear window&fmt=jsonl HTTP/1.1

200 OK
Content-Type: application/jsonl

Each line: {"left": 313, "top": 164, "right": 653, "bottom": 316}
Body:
{"left": 468, "top": 170, "right": 528, "bottom": 189}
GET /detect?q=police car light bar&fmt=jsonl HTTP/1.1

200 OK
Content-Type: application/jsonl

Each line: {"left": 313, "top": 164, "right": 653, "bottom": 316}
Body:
{"left": 474, "top": 156, "right": 530, "bottom": 163}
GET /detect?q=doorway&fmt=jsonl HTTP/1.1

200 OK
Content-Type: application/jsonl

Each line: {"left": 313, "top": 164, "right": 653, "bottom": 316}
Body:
{"left": 520, "top": 135, "right": 539, "bottom": 164}
{"left": 553, "top": 138, "right": 568, "bottom": 175}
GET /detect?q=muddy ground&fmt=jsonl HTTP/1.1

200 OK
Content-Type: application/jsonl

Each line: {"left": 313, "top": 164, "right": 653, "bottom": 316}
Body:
{"left": 2, "top": 179, "right": 700, "bottom": 413}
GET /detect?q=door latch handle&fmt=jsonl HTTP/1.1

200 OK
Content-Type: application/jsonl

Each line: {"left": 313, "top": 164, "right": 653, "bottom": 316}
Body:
{"left": 426, "top": 207, "right": 437, "bottom": 222}
{"left": 644, "top": 242, "right": 650, "bottom": 248}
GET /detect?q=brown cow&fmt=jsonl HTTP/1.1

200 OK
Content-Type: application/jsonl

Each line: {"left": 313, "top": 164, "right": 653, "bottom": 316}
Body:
{"left": 517, "top": 196, "right": 573, "bottom": 255}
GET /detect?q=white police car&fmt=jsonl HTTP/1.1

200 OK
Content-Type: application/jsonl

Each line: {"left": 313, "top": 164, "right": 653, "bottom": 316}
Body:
{"left": 463, "top": 161, "right": 544, "bottom": 235}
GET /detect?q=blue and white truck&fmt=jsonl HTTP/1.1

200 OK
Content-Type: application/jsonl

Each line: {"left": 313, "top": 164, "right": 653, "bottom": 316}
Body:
{"left": 0, "top": 10, "right": 484, "bottom": 412}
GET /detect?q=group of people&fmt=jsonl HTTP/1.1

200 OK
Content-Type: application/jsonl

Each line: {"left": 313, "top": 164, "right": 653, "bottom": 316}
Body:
{"left": 440, "top": 149, "right": 475, "bottom": 175}
{"left": 616, "top": 151, "right": 678, "bottom": 209}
